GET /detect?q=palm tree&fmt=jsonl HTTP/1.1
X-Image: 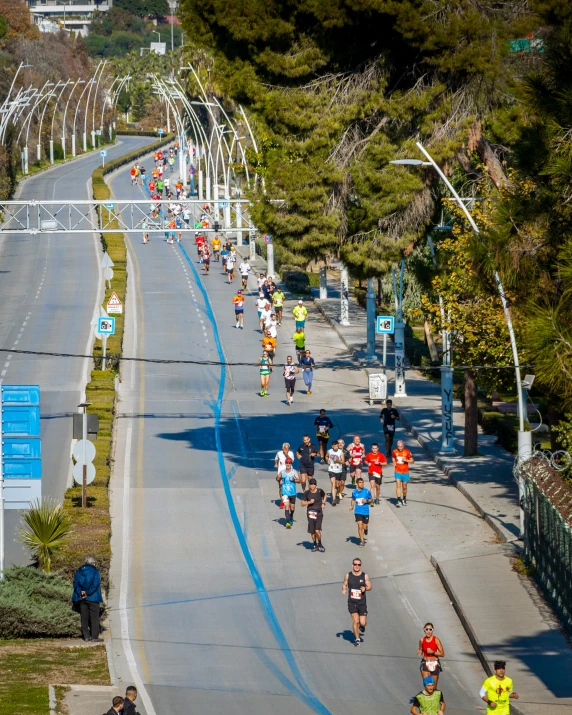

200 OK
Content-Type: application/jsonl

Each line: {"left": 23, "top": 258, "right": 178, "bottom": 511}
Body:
{"left": 17, "top": 498, "right": 73, "bottom": 573}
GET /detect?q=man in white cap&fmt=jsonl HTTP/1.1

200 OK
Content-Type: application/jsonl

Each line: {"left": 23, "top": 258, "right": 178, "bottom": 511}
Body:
{"left": 293, "top": 299, "right": 308, "bottom": 329}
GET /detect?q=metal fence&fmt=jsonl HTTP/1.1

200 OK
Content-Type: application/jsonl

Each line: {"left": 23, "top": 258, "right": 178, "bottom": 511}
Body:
{"left": 521, "top": 459, "right": 572, "bottom": 636}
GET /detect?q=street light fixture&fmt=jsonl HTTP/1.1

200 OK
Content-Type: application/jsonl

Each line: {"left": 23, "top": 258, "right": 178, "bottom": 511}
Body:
{"left": 168, "top": 1, "right": 178, "bottom": 53}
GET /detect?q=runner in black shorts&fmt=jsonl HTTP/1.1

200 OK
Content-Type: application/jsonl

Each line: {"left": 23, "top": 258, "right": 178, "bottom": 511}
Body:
{"left": 301, "top": 479, "right": 326, "bottom": 552}
{"left": 296, "top": 434, "right": 319, "bottom": 492}
{"left": 342, "top": 558, "right": 372, "bottom": 646}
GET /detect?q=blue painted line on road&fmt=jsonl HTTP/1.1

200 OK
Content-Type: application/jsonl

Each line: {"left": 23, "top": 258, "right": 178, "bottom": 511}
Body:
{"left": 178, "top": 241, "right": 332, "bottom": 715}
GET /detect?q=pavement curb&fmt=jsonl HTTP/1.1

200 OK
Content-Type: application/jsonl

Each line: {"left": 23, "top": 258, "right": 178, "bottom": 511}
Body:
{"left": 400, "top": 412, "right": 519, "bottom": 545}
{"left": 430, "top": 553, "right": 527, "bottom": 715}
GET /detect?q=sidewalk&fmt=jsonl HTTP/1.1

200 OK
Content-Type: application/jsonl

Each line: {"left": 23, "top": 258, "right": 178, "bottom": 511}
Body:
{"left": 248, "top": 259, "right": 572, "bottom": 714}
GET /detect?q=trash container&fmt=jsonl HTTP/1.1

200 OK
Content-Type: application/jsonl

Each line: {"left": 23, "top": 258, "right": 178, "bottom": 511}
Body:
{"left": 368, "top": 373, "right": 387, "bottom": 405}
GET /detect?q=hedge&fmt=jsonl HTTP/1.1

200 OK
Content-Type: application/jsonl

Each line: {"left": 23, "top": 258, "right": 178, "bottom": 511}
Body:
{"left": 0, "top": 567, "right": 79, "bottom": 638}
{"left": 51, "top": 133, "right": 176, "bottom": 588}
{"left": 115, "top": 129, "right": 167, "bottom": 137}
{"left": 481, "top": 411, "right": 519, "bottom": 454}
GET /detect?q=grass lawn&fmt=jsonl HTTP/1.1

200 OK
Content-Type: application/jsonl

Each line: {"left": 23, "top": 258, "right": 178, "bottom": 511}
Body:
{"left": 0, "top": 640, "right": 109, "bottom": 715}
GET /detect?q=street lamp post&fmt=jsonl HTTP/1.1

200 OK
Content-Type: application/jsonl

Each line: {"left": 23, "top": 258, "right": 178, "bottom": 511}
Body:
{"left": 168, "top": 1, "right": 178, "bottom": 53}
{"left": 62, "top": 78, "right": 84, "bottom": 159}
{"left": 49, "top": 79, "right": 71, "bottom": 164}
{"left": 391, "top": 144, "right": 532, "bottom": 533}
{"left": 73, "top": 76, "right": 95, "bottom": 156}
{"left": 84, "top": 61, "right": 104, "bottom": 152}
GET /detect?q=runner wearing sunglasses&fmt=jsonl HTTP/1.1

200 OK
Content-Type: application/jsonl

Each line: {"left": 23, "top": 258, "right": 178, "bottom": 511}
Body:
{"left": 417, "top": 622, "right": 445, "bottom": 687}
{"left": 342, "top": 558, "right": 372, "bottom": 647}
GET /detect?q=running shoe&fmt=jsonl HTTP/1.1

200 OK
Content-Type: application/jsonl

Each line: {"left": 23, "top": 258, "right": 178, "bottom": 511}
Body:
{"left": 359, "top": 541, "right": 365, "bottom": 548}
{"left": 395, "top": 499, "right": 401, "bottom": 507}
{"left": 403, "top": 497, "right": 407, "bottom": 505}
{"left": 354, "top": 638, "right": 361, "bottom": 647}
{"left": 370, "top": 502, "right": 375, "bottom": 508}
{"left": 399, "top": 498, "right": 404, "bottom": 507}
{"left": 285, "top": 522, "right": 291, "bottom": 529}
{"left": 318, "top": 544, "right": 325, "bottom": 552}
{"left": 311, "top": 545, "right": 319, "bottom": 552}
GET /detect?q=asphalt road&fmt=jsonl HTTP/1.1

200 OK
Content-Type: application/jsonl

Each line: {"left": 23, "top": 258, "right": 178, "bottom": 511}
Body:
{"left": 109, "top": 164, "right": 487, "bottom": 715}
{"left": 0, "top": 136, "right": 150, "bottom": 566}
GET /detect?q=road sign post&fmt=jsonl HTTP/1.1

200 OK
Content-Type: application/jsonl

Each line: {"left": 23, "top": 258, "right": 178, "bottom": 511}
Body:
{"left": 376, "top": 316, "right": 395, "bottom": 374}
{"left": 74, "top": 403, "right": 95, "bottom": 509}
{"left": 97, "top": 317, "right": 115, "bottom": 370}
{"left": 100, "top": 149, "right": 107, "bottom": 168}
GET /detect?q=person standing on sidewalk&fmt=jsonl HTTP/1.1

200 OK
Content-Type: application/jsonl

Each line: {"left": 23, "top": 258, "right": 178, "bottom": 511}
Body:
{"left": 342, "top": 557, "right": 372, "bottom": 646}
{"left": 293, "top": 299, "right": 308, "bottom": 329}
{"left": 411, "top": 677, "right": 446, "bottom": 715}
{"left": 72, "top": 555, "right": 103, "bottom": 642}
{"left": 300, "top": 350, "right": 316, "bottom": 394}
{"left": 392, "top": 439, "right": 414, "bottom": 507}
{"left": 380, "top": 399, "right": 400, "bottom": 457}
{"left": 105, "top": 696, "right": 124, "bottom": 714}
{"left": 314, "top": 408, "right": 334, "bottom": 462}
{"left": 350, "top": 477, "right": 373, "bottom": 547}
{"left": 480, "top": 661, "right": 519, "bottom": 714}
{"left": 364, "top": 443, "right": 387, "bottom": 506}
{"left": 301, "top": 478, "right": 327, "bottom": 552}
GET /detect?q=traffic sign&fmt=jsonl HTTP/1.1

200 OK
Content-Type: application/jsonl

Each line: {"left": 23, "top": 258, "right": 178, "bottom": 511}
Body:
{"left": 73, "top": 462, "right": 95, "bottom": 485}
{"left": 101, "top": 252, "right": 114, "bottom": 269}
{"left": 73, "top": 439, "right": 96, "bottom": 465}
{"left": 98, "top": 317, "right": 115, "bottom": 335}
{"left": 103, "top": 267, "right": 113, "bottom": 282}
{"left": 106, "top": 291, "right": 122, "bottom": 314}
{"left": 104, "top": 203, "right": 115, "bottom": 210}
{"left": 264, "top": 234, "right": 272, "bottom": 244}
{"left": 376, "top": 316, "right": 395, "bottom": 334}
{"left": 158, "top": 128, "right": 165, "bottom": 135}
{"left": 100, "top": 150, "right": 107, "bottom": 157}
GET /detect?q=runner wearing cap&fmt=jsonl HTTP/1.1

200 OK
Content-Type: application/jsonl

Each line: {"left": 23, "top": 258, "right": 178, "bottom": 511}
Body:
{"left": 293, "top": 299, "right": 308, "bottom": 329}
{"left": 279, "top": 459, "right": 300, "bottom": 528}
{"left": 233, "top": 289, "right": 245, "bottom": 329}
{"left": 480, "top": 661, "right": 519, "bottom": 715}
{"left": 411, "top": 677, "right": 446, "bottom": 715}
{"left": 301, "top": 479, "right": 326, "bottom": 552}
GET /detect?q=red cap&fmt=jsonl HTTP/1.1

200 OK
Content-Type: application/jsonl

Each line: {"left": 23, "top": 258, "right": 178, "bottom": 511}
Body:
{"left": 285, "top": 458, "right": 293, "bottom": 464}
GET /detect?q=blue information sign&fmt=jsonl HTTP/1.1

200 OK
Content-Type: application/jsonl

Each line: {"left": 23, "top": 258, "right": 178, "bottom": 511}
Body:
{"left": 376, "top": 316, "right": 395, "bottom": 334}
{"left": 98, "top": 317, "right": 116, "bottom": 335}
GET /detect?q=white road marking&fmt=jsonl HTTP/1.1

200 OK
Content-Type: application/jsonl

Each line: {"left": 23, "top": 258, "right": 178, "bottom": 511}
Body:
{"left": 1, "top": 370, "right": 6, "bottom": 377}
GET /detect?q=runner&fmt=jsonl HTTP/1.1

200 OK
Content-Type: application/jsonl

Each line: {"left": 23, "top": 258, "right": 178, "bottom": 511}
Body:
{"left": 314, "top": 408, "right": 334, "bottom": 462}
{"left": 417, "top": 623, "right": 445, "bottom": 687}
{"left": 364, "top": 443, "right": 387, "bottom": 506}
{"left": 233, "top": 289, "right": 245, "bottom": 329}
{"left": 342, "top": 557, "right": 372, "bottom": 646}
{"left": 292, "top": 327, "right": 306, "bottom": 363}
{"left": 221, "top": 243, "right": 230, "bottom": 272}
{"left": 261, "top": 331, "right": 277, "bottom": 361}
{"left": 301, "top": 479, "right": 327, "bottom": 552}
{"left": 257, "top": 351, "right": 272, "bottom": 397}
{"left": 350, "top": 477, "right": 373, "bottom": 547}
{"left": 211, "top": 235, "right": 221, "bottom": 261}
{"left": 142, "top": 218, "right": 149, "bottom": 245}
{"left": 257, "top": 272, "right": 266, "bottom": 291}
{"left": 226, "top": 249, "right": 236, "bottom": 283}
{"left": 293, "top": 299, "right": 308, "bottom": 329}
{"left": 348, "top": 435, "right": 365, "bottom": 487}
{"left": 326, "top": 439, "right": 345, "bottom": 506}
{"left": 411, "top": 677, "right": 446, "bottom": 715}
{"left": 392, "top": 439, "right": 414, "bottom": 507}
{"left": 380, "top": 399, "right": 401, "bottom": 457}
{"left": 203, "top": 245, "right": 210, "bottom": 274}
{"left": 259, "top": 302, "right": 273, "bottom": 334}
{"left": 239, "top": 258, "right": 251, "bottom": 291}
{"left": 337, "top": 438, "right": 350, "bottom": 498}
{"left": 130, "top": 166, "right": 137, "bottom": 185}
{"left": 296, "top": 434, "right": 319, "bottom": 492}
{"left": 272, "top": 287, "right": 286, "bottom": 326}
{"left": 283, "top": 356, "right": 299, "bottom": 406}
{"left": 256, "top": 293, "right": 268, "bottom": 330}
{"left": 480, "top": 661, "right": 519, "bottom": 715}
{"left": 300, "top": 350, "right": 315, "bottom": 394}
{"left": 279, "top": 459, "right": 300, "bottom": 528}
{"left": 275, "top": 442, "right": 294, "bottom": 505}
{"left": 266, "top": 313, "right": 278, "bottom": 338}
{"left": 195, "top": 233, "right": 205, "bottom": 260}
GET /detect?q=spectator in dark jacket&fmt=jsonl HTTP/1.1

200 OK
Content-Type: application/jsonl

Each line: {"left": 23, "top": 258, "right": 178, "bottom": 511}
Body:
{"left": 105, "top": 696, "right": 123, "bottom": 714}
{"left": 72, "top": 555, "right": 103, "bottom": 642}
{"left": 122, "top": 686, "right": 140, "bottom": 715}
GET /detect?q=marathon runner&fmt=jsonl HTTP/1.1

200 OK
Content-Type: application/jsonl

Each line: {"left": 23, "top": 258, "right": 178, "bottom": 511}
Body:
{"left": 279, "top": 459, "right": 300, "bottom": 528}
{"left": 293, "top": 299, "right": 308, "bottom": 329}
{"left": 292, "top": 327, "right": 306, "bottom": 363}
{"left": 226, "top": 249, "right": 236, "bottom": 283}
{"left": 480, "top": 661, "right": 519, "bottom": 715}
{"left": 142, "top": 219, "right": 149, "bottom": 245}
{"left": 300, "top": 350, "right": 315, "bottom": 394}
{"left": 301, "top": 479, "right": 327, "bottom": 552}
{"left": 348, "top": 435, "right": 365, "bottom": 487}
{"left": 326, "top": 439, "right": 345, "bottom": 506}
{"left": 239, "top": 258, "right": 251, "bottom": 291}
{"left": 272, "top": 287, "right": 286, "bottom": 326}
{"left": 314, "top": 408, "right": 334, "bottom": 462}
{"left": 203, "top": 245, "right": 210, "bottom": 274}
{"left": 417, "top": 622, "right": 445, "bottom": 687}
{"left": 261, "top": 331, "right": 277, "bottom": 361}
{"left": 411, "top": 677, "right": 446, "bottom": 715}
{"left": 221, "top": 244, "right": 230, "bottom": 272}
{"left": 211, "top": 235, "right": 221, "bottom": 260}
{"left": 275, "top": 442, "right": 294, "bottom": 505}
{"left": 283, "top": 356, "right": 299, "bottom": 406}
{"left": 257, "top": 351, "right": 272, "bottom": 397}
{"left": 337, "top": 438, "right": 350, "bottom": 498}
{"left": 233, "top": 289, "right": 245, "bottom": 329}
{"left": 350, "top": 477, "right": 372, "bottom": 547}
{"left": 380, "top": 399, "right": 401, "bottom": 457}
{"left": 259, "top": 302, "right": 273, "bottom": 334}
{"left": 296, "top": 435, "right": 318, "bottom": 492}
{"left": 364, "top": 443, "right": 387, "bottom": 506}
{"left": 392, "top": 439, "right": 414, "bottom": 507}
{"left": 342, "top": 557, "right": 372, "bottom": 646}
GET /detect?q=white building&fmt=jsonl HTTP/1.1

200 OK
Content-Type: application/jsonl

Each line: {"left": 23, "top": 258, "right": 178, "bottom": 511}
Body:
{"left": 27, "top": 0, "right": 113, "bottom": 37}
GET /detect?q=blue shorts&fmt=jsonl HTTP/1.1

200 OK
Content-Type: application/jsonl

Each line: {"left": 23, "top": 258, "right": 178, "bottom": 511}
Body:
{"left": 295, "top": 320, "right": 305, "bottom": 329}
{"left": 395, "top": 472, "right": 410, "bottom": 483}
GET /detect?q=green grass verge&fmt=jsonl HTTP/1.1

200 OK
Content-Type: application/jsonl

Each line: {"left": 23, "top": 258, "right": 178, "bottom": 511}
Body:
{"left": 0, "top": 640, "right": 108, "bottom": 715}
{"left": 51, "top": 133, "right": 176, "bottom": 587}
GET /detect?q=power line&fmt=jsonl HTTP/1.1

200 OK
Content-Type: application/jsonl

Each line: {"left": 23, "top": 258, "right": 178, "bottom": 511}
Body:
{"left": 0, "top": 347, "right": 532, "bottom": 371}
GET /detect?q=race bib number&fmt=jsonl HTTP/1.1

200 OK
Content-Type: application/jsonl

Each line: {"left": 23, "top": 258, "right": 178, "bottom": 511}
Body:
{"left": 387, "top": 424, "right": 395, "bottom": 432}
{"left": 282, "top": 496, "right": 289, "bottom": 503}
{"left": 308, "top": 511, "right": 318, "bottom": 520}
{"left": 425, "top": 660, "right": 438, "bottom": 672}
{"left": 356, "top": 498, "right": 364, "bottom": 505}
{"left": 350, "top": 589, "right": 362, "bottom": 599}
{"left": 318, "top": 426, "right": 326, "bottom": 433}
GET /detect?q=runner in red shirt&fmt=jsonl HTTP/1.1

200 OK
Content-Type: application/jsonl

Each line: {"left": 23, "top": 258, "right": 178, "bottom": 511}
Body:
{"left": 347, "top": 435, "right": 365, "bottom": 487}
{"left": 392, "top": 439, "right": 414, "bottom": 507}
{"left": 195, "top": 233, "right": 205, "bottom": 260}
{"left": 130, "top": 166, "right": 137, "bottom": 185}
{"left": 364, "top": 443, "right": 387, "bottom": 506}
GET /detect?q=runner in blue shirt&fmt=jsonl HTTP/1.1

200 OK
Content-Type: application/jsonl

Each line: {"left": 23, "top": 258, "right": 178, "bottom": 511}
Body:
{"left": 350, "top": 477, "right": 373, "bottom": 548}
{"left": 280, "top": 460, "right": 300, "bottom": 529}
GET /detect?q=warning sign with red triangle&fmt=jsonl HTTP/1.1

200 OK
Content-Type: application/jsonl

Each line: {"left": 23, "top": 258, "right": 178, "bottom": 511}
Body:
{"left": 106, "top": 291, "right": 123, "bottom": 314}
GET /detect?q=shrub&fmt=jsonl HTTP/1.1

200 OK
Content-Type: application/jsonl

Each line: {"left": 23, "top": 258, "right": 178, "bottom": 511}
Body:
{"left": 18, "top": 498, "right": 73, "bottom": 573}
{"left": 283, "top": 270, "right": 311, "bottom": 294}
{"left": 0, "top": 567, "right": 79, "bottom": 638}
{"left": 481, "top": 411, "right": 519, "bottom": 454}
